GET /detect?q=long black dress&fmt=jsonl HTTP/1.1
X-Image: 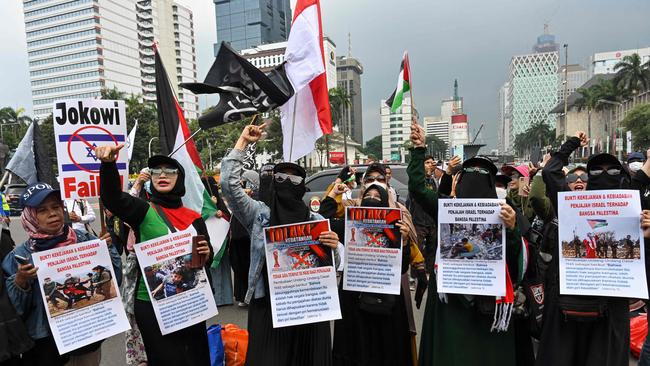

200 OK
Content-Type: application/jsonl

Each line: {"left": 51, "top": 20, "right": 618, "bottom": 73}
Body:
{"left": 229, "top": 216, "right": 250, "bottom": 303}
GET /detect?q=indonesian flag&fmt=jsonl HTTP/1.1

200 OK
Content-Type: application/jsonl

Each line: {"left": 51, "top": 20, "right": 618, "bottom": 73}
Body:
{"left": 154, "top": 47, "right": 217, "bottom": 220}
{"left": 279, "top": 0, "right": 332, "bottom": 162}
{"left": 385, "top": 52, "right": 411, "bottom": 113}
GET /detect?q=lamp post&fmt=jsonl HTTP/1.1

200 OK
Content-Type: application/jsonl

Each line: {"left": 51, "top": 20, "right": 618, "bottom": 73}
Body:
{"left": 597, "top": 99, "right": 623, "bottom": 160}
{"left": 563, "top": 44, "right": 569, "bottom": 140}
{"left": 148, "top": 137, "right": 158, "bottom": 157}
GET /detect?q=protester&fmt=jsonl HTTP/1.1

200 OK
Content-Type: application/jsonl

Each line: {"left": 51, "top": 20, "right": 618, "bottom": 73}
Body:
{"left": 329, "top": 184, "right": 416, "bottom": 366}
{"left": 536, "top": 131, "right": 631, "bottom": 366}
{"left": 384, "top": 166, "right": 398, "bottom": 202}
{"left": 96, "top": 143, "right": 213, "bottom": 366}
{"left": 407, "top": 121, "right": 526, "bottom": 366}
{"left": 406, "top": 156, "right": 438, "bottom": 274}
{"left": 220, "top": 124, "right": 343, "bottom": 366}
{"left": 631, "top": 150, "right": 650, "bottom": 210}
{"left": 64, "top": 198, "right": 96, "bottom": 235}
{"left": 2, "top": 183, "right": 114, "bottom": 365}
{"left": 502, "top": 164, "right": 535, "bottom": 223}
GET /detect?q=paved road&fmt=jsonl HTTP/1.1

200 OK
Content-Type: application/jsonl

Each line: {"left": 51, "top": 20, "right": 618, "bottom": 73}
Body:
{"left": 7, "top": 204, "right": 637, "bottom": 366}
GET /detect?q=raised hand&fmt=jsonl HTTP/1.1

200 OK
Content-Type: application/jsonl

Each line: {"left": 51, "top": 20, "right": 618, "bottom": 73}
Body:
{"left": 95, "top": 143, "right": 125, "bottom": 163}
{"left": 574, "top": 131, "right": 588, "bottom": 147}
{"left": 446, "top": 156, "right": 461, "bottom": 175}
{"left": 410, "top": 119, "right": 426, "bottom": 148}
{"left": 499, "top": 202, "right": 516, "bottom": 229}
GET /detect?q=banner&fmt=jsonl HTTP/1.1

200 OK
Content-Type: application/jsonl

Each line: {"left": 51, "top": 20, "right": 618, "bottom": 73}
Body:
{"left": 53, "top": 99, "right": 129, "bottom": 199}
{"left": 32, "top": 240, "right": 129, "bottom": 354}
{"left": 557, "top": 190, "right": 648, "bottom": 298}
{"left": 437, "top": 199, "right": 506, "bottom": 296}
{"left": 133, "top": 228, "right": 219, "bottom": 334}
{"left": 342, "top": 207, "right": 402, "bottom": 295}
{"left": 263, "top": 220, "right": 341, "bottom": 328}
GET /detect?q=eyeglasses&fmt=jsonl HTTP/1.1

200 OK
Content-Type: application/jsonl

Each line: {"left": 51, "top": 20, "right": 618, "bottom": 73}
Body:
{"left": 363, "top": 175, "right": 386, "bottom": 183}
{"left": 274, "top": 172, "right": 304, "bottom": 185}
{"left": 464, "top": 167, "right": 490, "bottom": 175}
{"left": 589, "top": 168, "right": 621, "bottom": 176}
{"left": 566, "top": 173, "right": 588, "bottom": 183}
{"left": 150, "top": 168, "right": 179, "bottom": 177}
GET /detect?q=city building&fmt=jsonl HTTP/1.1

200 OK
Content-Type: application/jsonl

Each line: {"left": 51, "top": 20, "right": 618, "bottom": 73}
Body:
{"left": 558, "top": 64, "right": 589, "bottom": 102}
{"left": 136, "top": 0, "right": 200, "bottom": 119}
{"left": 25, "top": 0, "right": 142, "bottom": 119}
{"left": 506, "top": 31, "right": 559, "bottom": 150}
{"left": 213, "top": 0, "right": 291, "bottom": 52}
{"left": 497, "top": 82, "right": 511, "bottom": 153}
{"left": 336, "top": 53, "right": 363, "bottom": 145}
{"left": 423, "top": 116, "right": 448, "bottom": 145}
{"left": 240, "top": 37, "right": 337, "bottom": 89}
{"left": 24, "top": 0, "right": 199, "bottom": 120}
{"left": 591, "top": 47, "right": 650, "bottom": 75}
{"left": 380, "top": 98, "right": 416, "bottom": 162}
{"left": 532, "top": 24, "right": 559, "bottom": 53}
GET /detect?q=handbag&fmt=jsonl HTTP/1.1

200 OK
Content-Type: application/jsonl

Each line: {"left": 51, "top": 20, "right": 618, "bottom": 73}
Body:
{"left": 358, "top": 292, "right": 396, "bottom": 315}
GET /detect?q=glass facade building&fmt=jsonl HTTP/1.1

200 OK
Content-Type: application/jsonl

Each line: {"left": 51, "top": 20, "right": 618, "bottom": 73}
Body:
{"left": 213, "top": 0, "right": 292, "bottom": 53}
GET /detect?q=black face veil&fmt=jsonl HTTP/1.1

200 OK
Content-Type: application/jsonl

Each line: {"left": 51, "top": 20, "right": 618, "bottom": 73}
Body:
{"left": 268, "top": 163, "right": 310, "bottom": 226}
{"left": 455, "top": 156, "right": 498, "bottom": 199}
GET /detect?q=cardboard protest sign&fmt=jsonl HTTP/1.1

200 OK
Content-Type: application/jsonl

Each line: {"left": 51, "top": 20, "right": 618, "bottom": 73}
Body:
{"left": 263, "top": 220, "right": 341, "bottom": 328}
{"left": 32, "top": 240, "right": 130, "bottom": 354}
{"left": 558, "top": 190, "right": 648, "bottom": 299}
{"left": 437, "top": 199, "right": 506, "bottom": 296}
{"left": 53, "top": 99, "right": 128, "bottom": 199}
{"left": 134, "top": 228, "right": 219, "bottom": 334}
{"left": 343, "top": 207, "right": 403, "bottom": 295}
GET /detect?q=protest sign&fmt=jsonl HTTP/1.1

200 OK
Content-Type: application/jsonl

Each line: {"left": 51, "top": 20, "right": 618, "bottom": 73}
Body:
{"left": 133, "top": 228, "right": 219, "bottom": 335}
{"left": 32, "top": 240, "right": 129, "bottom": 354}
{"left": 263, "top": 219, "right": 341, "bottom": 328}
{"left": 437, "top": 199, "right": 506, "bottom": 296}
{"left": 558, "top": 190, "right": 648, "bottom": 298}
{"left": 53, "top": 99, "right": 128, "bottom": 199}
{"left": 342, "top": 206, "right": 402, "bottom": 295}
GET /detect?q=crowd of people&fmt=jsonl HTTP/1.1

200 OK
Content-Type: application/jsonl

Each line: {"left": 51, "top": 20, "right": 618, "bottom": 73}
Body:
{"left": 0, "top": 119, "right": 650, "bottom": 366}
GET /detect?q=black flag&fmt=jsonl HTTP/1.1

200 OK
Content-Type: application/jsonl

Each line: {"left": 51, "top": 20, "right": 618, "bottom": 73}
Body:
{"left": 180, "top": 42, "right": 293, "bottom": 129}
{"left": 6, "top": 122, "right": 58, "bottom": 188}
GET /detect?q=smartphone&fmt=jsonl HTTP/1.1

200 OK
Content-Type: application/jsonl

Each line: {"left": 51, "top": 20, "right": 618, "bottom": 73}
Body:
{"left": 14, "top": 254, "right": 30, "bottom": 265}
{"left": 518, "top": 177, "right": 530, "bottom": 197}
{"left": 190, "top": 235, "right": 207, "bottom": 269}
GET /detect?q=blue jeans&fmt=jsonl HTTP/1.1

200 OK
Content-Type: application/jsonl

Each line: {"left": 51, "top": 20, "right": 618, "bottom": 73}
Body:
{"left": 108, "top": 243, "right": 123, "bottom": 286}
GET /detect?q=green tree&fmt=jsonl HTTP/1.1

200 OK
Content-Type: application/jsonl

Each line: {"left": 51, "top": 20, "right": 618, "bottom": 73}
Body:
{"left": 613, "top": 53, "right": 650, "bottom": 93}
{"left": 513, "top": 120, "right": 555, "bottom": 158}
{"left": 328, "top": 87, "right": 351, "bottom": 165}
{"left": 0, "top": 107, "right": 32, "bottom": 149}
{"left": 574, "top": 85, "right": 603, "bottom": 139}
{"left": 425, "top": 135, "right": 448, "bottom": 160}
{"left": 622, "top": 104, "right": 650, "bottom": 151}
{"left": 362, "top": 135, "right": 382, "bottom": 159}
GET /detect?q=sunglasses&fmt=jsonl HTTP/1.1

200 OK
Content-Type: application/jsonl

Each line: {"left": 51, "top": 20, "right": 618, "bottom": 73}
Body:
{"left": 566, "top": 173, "right": 588, "bottom": 183}
{"left": 589, "top": 168, "right": 621, "bottom": 176}
{"left": 274, "top": 172, "right": 304, "bottom": 185}
{"left": 364, "top": 175, "right": 386, "bottom": 183}
{"left": 150, "top": 168, "right": 179, "bottom": 177}
{"left": 464, "top": 167, "right": 490, "bottom": 175}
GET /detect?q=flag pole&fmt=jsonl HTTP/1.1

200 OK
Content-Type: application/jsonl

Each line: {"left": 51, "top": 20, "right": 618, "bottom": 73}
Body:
{"left": 168, "top": 128, "right": 202, "bottom": 157}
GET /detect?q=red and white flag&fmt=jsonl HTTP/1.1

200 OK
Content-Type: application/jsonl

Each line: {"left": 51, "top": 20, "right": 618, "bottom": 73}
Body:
{"left": 279, "top": 0, "right": 332, "bottom": 162}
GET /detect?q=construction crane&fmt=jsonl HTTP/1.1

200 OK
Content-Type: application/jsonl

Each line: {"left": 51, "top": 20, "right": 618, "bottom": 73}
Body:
{"left": 471, "top": 124, "right": 484, "bottom": 144}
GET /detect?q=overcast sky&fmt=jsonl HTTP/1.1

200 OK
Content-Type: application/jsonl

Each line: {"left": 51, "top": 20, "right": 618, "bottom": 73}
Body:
{"left": 1, "top": 0, "right": 649, "bottom": 149}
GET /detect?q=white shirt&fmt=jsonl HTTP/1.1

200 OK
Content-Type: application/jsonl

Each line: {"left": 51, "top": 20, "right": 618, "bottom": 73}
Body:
{"left": 64, "top": 199, "right": 96, "bottom": 233}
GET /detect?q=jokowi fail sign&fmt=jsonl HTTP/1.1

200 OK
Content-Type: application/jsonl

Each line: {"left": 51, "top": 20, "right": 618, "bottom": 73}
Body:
{"left": 53, "top": 99, "right": 128, "bottom": 199}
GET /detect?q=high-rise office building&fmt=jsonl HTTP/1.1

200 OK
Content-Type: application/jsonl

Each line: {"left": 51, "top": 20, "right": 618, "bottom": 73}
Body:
{"left": 25, "top": 0, "right": 199, "bottom": 120}
{"left": 558, "top": 64, "right": 589, "bottom": 102}
{"left": 25, "top": 0, "right": 142, "bottom": 119}
{"left": 423, "top": 116, "right": 448, "bottom": 145}
{"left": 381, "top": 98, "right": 416, "bottom": 162}
{"left": 136, "top": 0, "right": 199, "bottom": 119}
{"left": 497, "top": 81, "right": 511, "bottom": 153}
{"left": 506, "top": 29, "right": 559, "bottom": 149}
{"left": 213, "top": 0, "right": 292, "bottom": 53}
{"left": 336, "top": 54, "right": 363, "bottom": 144}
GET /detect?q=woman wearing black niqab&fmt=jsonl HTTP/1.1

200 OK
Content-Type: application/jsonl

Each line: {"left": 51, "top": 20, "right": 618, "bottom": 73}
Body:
{"left": 406, "top": 120, "right": 526, "bottom": 366}
{"left": 220, "top": 124, "right": 344, "bottom": 366}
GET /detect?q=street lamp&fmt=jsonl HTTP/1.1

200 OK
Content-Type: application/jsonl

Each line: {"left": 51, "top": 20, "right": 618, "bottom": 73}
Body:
{"left": 148, "top": 137, "right": 158, "bottom": 157}
{"left": 597, "top": 99, "right": 623, "bottom": 159}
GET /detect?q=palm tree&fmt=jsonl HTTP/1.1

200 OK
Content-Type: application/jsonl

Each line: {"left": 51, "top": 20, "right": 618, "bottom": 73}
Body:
{"left": 575, "top": 85, "right": 603, "bottom": 139}
{"left": 613, "top": 53, "right": 650, "bottom": 93}
{"left": 328, "top": 88, "right": 351, "bottom": 165}
{"left": 0, "top": 107, "right": 32, "bottom": 141}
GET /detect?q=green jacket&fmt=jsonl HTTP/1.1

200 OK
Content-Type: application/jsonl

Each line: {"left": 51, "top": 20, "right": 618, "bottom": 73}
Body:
{"left": 529, "top": 173, "right": 554, "bottom": 222}
{"left": 506, "top": 188, "right": 536, "bottom": 223}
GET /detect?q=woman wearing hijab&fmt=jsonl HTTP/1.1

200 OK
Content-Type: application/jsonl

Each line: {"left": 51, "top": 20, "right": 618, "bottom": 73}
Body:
{"left": 407, "top": 121, "right": 524, "bottom": 366}
{"left": 329, "top": 183, "right": 416, "bottom": 366}
{"left": 95, "top": 143, "right": 213, "bottom": 365}
{"left": 220, "top": 124, "right": 343, "bottom": 366}
{"left": 1, "top": 183, "right": 117, "bottom": 365}
{"left": 536, "top": 131, "right": 631, "bottom": 366}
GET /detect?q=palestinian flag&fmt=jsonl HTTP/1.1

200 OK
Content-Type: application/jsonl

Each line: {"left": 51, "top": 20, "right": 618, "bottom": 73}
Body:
{"left": 155, "top": 47, "right": 216, "bottom": 218}
{"left": 385, "top": 52, "right": 411, "bottom": 113}
{"left": 587, "top": 219, "right": 608, "bottom": 229}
